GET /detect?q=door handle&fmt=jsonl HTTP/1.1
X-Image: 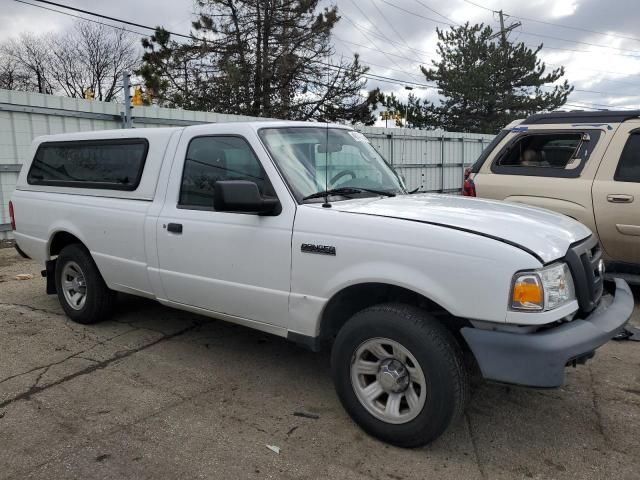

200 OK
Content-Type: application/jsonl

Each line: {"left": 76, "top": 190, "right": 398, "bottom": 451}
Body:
{"left": 607, "top": 194, "right": 634, "bottom": 203}
{"left": 167, "top": 223, "right": 183, "bottom": 234}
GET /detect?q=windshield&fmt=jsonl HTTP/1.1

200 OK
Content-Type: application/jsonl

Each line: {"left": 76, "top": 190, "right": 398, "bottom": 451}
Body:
{"left": 259, "top": 127, "right": 406, "bottom": 202}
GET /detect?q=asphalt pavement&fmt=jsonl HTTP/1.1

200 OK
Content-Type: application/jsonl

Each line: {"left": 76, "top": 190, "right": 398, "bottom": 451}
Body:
{"left": 1, "top": 247, "right": 639, "bottom": 480}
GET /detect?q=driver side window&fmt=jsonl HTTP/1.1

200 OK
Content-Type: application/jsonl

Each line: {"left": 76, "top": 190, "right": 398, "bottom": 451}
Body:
{"left": 179, "top": 136, "right": 274, "bottom": 209}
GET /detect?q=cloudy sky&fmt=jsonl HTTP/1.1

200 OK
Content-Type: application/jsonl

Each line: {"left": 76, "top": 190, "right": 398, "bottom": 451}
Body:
{"left": 2, "top": 0, "right": 640, "bottom": 112}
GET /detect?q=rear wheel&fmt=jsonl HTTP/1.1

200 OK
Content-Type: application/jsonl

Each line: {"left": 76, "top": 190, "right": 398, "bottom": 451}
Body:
{"left": 55, "top": 244, "right": 115, "bottom": 324}
{"left": 331, "top": 303, "right": 469, "bottom": 447}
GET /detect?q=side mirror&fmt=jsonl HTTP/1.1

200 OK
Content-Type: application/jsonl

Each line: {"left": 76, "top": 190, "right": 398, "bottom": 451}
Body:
{"left": 213, "top": 180, "right": 280, "bottom": 215}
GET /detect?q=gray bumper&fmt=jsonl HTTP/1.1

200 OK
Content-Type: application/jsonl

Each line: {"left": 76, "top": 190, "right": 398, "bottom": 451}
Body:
{"left": 461, "top": 278, "right": 634, "bottom": 388}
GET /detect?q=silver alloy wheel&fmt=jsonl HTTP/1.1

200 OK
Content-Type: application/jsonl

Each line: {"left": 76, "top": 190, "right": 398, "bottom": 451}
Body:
{"left": 61, "top": 261, "right": 87, "bottom": 310}
{"left": 350, "top": 337, "right": 427, "bottom": 424}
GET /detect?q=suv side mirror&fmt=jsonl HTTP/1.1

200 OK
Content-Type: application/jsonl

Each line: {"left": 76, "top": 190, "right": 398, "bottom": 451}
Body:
{"left": 213, "top": 180, "right": 280, "bottom": 215}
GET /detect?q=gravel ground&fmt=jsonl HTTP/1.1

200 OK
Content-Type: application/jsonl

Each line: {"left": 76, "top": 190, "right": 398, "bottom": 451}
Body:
{"left": 0, "top": 247, "right": 639, "bottom": 480}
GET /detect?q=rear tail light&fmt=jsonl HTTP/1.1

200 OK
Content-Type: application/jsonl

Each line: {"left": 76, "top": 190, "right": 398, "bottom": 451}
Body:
{"left": 462, "top": 179, "right": 476, "bottom": 196}
{"left": 8, "top": 200, "right": 16, "bottom": 230}
{"left": 462, "top": 168, "right": 476, "bottom": 197}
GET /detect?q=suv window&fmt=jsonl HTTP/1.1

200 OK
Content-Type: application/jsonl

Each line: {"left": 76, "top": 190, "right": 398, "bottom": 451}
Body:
{"left": 27, "top": 139, "right": 148, "bottom": 190}
{"left": 491, "top": 131, "right": 600, "bottom": 178}
{"left": 615, "top": 133, "right": 640, "bottom": 183}
{"left": 179, "top": 136, "right": 273, "bottom": 209}
{"left": 496, "top": 133, "right": 582, "bottom": 168}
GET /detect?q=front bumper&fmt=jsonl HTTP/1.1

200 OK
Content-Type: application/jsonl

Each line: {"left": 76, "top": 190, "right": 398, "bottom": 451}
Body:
{"left": 461, "top": 278, "right": 634, "bottom": 388}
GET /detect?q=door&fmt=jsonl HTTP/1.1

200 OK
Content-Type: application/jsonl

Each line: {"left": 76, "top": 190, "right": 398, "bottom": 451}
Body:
{"left": 155, "top": 133, "right": 295, "bottom": 328}
{"left": 592, "top": 125, "right": 640, "bottom": 264}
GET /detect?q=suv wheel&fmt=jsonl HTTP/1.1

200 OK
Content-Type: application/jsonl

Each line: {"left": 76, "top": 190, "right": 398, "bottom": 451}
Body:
{"left": 331, "top": 303, "right": 469, "bottom": 447}
{"left": 55, "top": 244, "right": 115, "bottom": 324}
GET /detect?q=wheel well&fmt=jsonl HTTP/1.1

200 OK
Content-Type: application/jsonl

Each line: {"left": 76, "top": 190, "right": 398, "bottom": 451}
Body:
{"left": 319, "top": 283, "right": 469, "bottom": 348}
{"left": 49, "top": 231, "right": 83, "bottom": 257}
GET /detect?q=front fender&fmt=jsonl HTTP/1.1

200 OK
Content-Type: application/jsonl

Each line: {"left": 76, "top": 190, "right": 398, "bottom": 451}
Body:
{"left": 290, "top": 215, "right": 544, "bottom": 337}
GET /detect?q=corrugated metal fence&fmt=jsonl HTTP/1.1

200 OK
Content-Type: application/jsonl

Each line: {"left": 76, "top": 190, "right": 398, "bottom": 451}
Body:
{"left": 359, "top": 126, "right": 493, "bottom": 193}
{"left": 0, "top": 88, "right": 494, "bottom": 238}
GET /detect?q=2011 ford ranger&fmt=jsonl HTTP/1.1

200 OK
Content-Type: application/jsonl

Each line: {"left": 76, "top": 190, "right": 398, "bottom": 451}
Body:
{"left": 9, "top": 121, "right": 634, "bottom": 447}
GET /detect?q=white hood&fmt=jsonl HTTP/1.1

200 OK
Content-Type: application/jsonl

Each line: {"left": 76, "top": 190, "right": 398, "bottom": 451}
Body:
{"left": 329, "top": 193, "right": 591, "bottom": 263}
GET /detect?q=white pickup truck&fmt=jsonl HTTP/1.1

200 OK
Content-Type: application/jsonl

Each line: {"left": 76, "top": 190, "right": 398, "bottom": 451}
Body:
{"left": 9, "top": 121, "right": 634, "bottom": 447}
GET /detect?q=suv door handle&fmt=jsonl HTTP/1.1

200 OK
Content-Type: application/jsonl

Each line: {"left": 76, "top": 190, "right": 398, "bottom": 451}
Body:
{"left": 167, "top": 223, "right": 183, "bottom": 234}
{"left": 607, "top": 194, "right": 634, "bottom": 203}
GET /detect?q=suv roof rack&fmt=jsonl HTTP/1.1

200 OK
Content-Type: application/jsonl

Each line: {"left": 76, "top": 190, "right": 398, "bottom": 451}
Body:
{"left": 521, "top": 110, "right": 640, "bottom": 125}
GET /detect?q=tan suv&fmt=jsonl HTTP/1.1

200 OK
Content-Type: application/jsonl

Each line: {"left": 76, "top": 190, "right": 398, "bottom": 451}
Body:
{"left": 468, "top": 110, "right": 640, "bottom": 283}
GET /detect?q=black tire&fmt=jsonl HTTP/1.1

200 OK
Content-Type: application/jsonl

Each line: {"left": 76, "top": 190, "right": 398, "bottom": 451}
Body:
{"left": 331, "top": 303, "right": 470, "bottom": 448}
{"left": 55, "top": 244, "right": 116, "bottom": 324}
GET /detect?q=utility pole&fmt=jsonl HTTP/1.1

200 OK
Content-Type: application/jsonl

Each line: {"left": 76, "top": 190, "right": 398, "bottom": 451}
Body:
{"left": 404, "top": 86, "right": 413, "bottom": 128}
{"left": 491, "top": 10, "right": 521, "bottom": 46}
{"left": 122, "top": 72, "right": 132, "bottom": 129}
{"left": 491, "top": 10, "right": 521, "bottom": 109}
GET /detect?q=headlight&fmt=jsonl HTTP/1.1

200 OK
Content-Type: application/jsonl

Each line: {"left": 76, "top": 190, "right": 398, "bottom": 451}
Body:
{"left": 510, "top": 263, "right": 575, "bottom": 312}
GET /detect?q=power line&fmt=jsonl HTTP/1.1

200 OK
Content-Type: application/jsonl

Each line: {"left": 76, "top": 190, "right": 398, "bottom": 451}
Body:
{"left": 408, "top": 3, "right": 640, "bottom": 63}
{"left": 546, "top": 62, "right": 640, "bottom": 83}
{"left": 336, "top": 35, "right": 640, "bottom": 101}
{"left": 390, "top": 0, "right": 640, "bottom": 58}
{"left": 539, "top": 84, "right": 640, "bottom": 99}
{"left": 511, "top": 15, "right": 640, "bottom": 44}
{"left": 379, "top": 0, "right": 454, "bottom": 26}
{"left": 334, "top": 39, "right": 432, "bottom": 80}
{"left": 347, "top": 5, "right": 640, "bottom": 87}
{"left": 461, "top": 0, "right": 640, "bottom": 44}
{"left": 535, "top": 43, "right": 640, "bottom": 58}
{"left": 27, "top": 0, "right": 192, "bottom": 38}
{"left": 459, "top": 0, "right": 491, "bottom": 11}
{"left": 512, "top": 29, "right": 640, "bottom": 55}
{"left": 368, "top": 0, "right": 414, "bottom": 49}
{"left": 13, "top": 0, "right": 150, "bottom": 37}
{"left": 334, "top": 35, "right": 431, "bottom": 65}
{"left": 564, "top": 102, "right": 636, "bottom": 111}
{"left": 339, "top": 15, "right": 435, "bottom": 58}
{"left": 319, "top": 61, "right": 436, "bottom": 89}
{"left": 411, "top": 0, "right": 459, "bottom": 26}
{"left": 338, "top": 17, "right": 428, "bottom": 83}
{"left": 344, "top": 0, "right": 413, "bottom": 73}
{"left": 564, "top": 103, "right": 607, "bottom": 111}
{"left": 18, "top": 0, "right": 430, "bottom": 87}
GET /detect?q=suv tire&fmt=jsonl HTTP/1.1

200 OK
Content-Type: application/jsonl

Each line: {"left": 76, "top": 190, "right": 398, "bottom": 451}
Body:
{"left": 331, "top": 303, "right": 469, "bottom": 447}
{"left": 55, "top": 244, "right": 116, "bottom": 324}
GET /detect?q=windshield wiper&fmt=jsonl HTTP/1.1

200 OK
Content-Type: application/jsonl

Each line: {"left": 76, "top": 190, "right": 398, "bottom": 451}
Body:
{"left": 302, "top": 187, "right": 396, "bottom": 201}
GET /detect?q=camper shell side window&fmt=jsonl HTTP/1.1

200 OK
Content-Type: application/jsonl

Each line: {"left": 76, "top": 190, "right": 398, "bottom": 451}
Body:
{"left": 27, "top": 138, "right": 149, "bottom": 191}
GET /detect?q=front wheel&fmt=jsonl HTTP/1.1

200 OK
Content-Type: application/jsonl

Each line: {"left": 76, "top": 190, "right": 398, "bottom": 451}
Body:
{"left": 331, "top": 303, "right": 469, "bottom": 447}
{"left": 55, "top": 244, "right": 115, "bottom": 324}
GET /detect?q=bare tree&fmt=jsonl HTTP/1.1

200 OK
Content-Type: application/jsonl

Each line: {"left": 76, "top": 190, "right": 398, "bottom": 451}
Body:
{"left": 0, "top": 56, "right": 31, "bottom": 91}
{"left": 1, "top": 33, "right": 54, "bottom": 93}
{"left": 49, "top": 22, "right": 139, "bottom": 101}
{"left": 0, "top": 21, "right": 140, "bottom": 101}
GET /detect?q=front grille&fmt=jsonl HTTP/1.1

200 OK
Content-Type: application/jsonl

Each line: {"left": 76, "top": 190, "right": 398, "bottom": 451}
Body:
{"left": 565, "top": 236, "right": 604, "bottom": 313}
